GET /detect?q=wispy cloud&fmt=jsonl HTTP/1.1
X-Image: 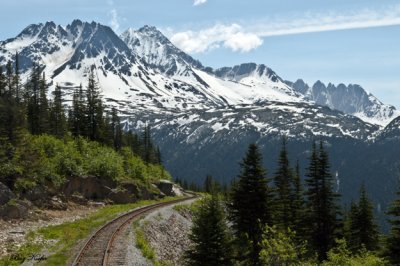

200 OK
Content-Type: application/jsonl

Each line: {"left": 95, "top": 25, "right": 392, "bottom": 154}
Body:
{"left": 193, "top": 0, "right": 207, "bottom": 6}
{"left": 109, "top": 9, "right": 120, "bottom": 32}
{"left": 107, "top": 0, "right": 120, "bottom": 33}
{"left": 170, "top": 4, "right": 400, "bottom": 54}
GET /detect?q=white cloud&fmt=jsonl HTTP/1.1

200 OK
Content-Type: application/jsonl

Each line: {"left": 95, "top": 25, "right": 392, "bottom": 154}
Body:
{"left": 224, "top": 32, "right": 263, "bottom": 52}
{"left": 109, "top": 9, "right": 120, "bottom": 33}
{"left": 169, "top": 4, "right": 400, "bottom": 54}
{"left": 171, "top": 24, "right": 263, "bottom": 53}
{"left": 193, "top": 0, "right": 207, "bottom": 6}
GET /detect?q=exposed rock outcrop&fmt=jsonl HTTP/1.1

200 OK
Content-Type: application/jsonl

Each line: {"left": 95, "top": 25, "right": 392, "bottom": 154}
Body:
{"left": 0, "top": 200, "right": 32, "bottom": 220}
{"left": 0, "top": 183, "right": 15, "bottom": 205}
{"left": 63, "top": 176, "right": 114, "bottom": 200}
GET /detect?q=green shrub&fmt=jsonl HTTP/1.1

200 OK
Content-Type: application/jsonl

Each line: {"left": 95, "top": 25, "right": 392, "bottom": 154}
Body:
{"left": 259, "top": 225, "right": 308, "bottom": 266}
{"left": 3, "top": 134, "right": 171, "bottom": 194}
{"left": 322, "top": 239, "right": 388, "bottom": 266}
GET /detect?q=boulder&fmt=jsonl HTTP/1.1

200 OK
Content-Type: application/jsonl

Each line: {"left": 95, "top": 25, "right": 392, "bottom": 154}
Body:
{"left": 46, "top": 196, "right": 68, "bottom": 210}
{"left": 107, "top": 188, "right": 137, "bottom": 204}
{"left": 20, "top": 185, "right": 47, "bottom": 206}
{"left": 63, "top": 176, "right": 113, "bottom": 200}
{"left": 0, "top": 182, "right": 15, "bottom": 205}
{"left": 0, "top": 200, "right": 32, "bottom": 220}
{"left": 70, "top": 193, "right": 88, "bottom": 205}
{"left": 156, "top": 180, "right": 175, "bottom": 196}
{"left": 121, "top": 182, "right": 140, "bottom": 195}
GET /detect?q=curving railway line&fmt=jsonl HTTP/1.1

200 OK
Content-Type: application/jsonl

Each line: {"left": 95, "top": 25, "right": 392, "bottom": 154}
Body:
{"left": 72, "top": 194, "right": 197, "bottom": 266}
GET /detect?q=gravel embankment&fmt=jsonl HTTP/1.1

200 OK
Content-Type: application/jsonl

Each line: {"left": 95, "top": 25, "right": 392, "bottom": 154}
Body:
{"left": 138, "top": 199, "right": 197, "bottom": 265}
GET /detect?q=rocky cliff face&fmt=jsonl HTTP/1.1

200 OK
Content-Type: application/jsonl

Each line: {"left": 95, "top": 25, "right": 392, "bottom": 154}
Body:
{"left": 288, "top": 79, "right": 398, "bottom": 126}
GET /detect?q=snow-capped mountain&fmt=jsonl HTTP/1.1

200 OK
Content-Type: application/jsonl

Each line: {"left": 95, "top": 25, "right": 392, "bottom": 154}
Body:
{"left": 287, "top": 79, "right": 398, "bottom": 126}
{"left": 0, "top": 19, "right": 397, "bottom": 137}
{"left": 121, "top": 25, "right": 205, "bottom": 76}
{"left": 121, "top": 26, "right": 304, "bottom": 105}
{"left": 376, "top": 116, "right": 400, "bottom": 141}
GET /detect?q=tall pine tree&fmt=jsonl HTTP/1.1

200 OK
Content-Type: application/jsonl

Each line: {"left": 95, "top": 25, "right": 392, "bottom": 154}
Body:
{"left": 13, "top": 52, "right": 21, "bottom": 102}
{"left": 38, "top": 72, "right": 50, "bottom": 134}
{"left": 304, "top": 141, "right": 341, "bottom": 261}
{"left": 229, "top": 143, "right": 273, "bottom": 265}
{"left": 385, "top": 186, "right": 400, "bottom": 264}
{"left": 273, "top": 138, "right": 294, "bottom": 229}
{"left": 26, "top": 65, "right": 41, "bottom": 135}
{"left": 110, "top": 107, "right": 122, "bottom": 150}
{"left": 185, "top": 194, "right": 233, "bottom": 266}
{"left": 290, "top": 161, "right": 306, "bottom": 240}
{"left": 70, "top": 84, "right": 87, "bottom": 137}
{"left": 49, "top": 84, "right": 66, "bottom": 138}
{"left": 0, "top": 66, "right": 5, "bottom": 96}
{"left": 5, "top": 60, "right": 13, "bottom": 97}
{"left": 86, "top": 70, "right": 104, "bottom": 141}
{"left": 347, "top": 185, "right": 379, "bottom": 252}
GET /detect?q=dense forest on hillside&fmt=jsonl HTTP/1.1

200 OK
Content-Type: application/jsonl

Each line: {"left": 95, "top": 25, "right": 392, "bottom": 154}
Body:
{"left": 185, "top": 142, "right": 400, "bottom": 265}
{"left": 0, "top": 55, "right": 169, "bottom": 207}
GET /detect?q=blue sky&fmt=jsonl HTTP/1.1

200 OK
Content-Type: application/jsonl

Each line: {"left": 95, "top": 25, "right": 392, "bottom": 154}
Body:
{"left": 1, "top": 0, "right": 400, "bottom": 107}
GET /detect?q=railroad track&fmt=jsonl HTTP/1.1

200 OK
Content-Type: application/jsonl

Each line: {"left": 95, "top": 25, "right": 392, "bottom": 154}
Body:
{"left": 72, "top": 194, "right": 197, "bottom": 266}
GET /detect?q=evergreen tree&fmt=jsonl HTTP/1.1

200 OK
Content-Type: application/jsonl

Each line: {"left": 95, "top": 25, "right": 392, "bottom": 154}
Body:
{"left": 142, "top": 124, "right": 155, "bottom": 163}
{"left": 182, "top": 179, "right": 189, "bottom": 190}
{"left": 304, "top": 141, "right": 341, "bottom": 261}
{"left": 110, "top": 107, "right": 122, "bottom": 150}
{"left": 123, "top": 130, "right": 143, "bottom": 156}
{"left": 5, "top": 60, "right": 13, "bottom": 96}
{"left": 86, "top": 70, "right": 104, "bottom": 141}
{"left": 185, "top": 194, "right": 233, "bottom": 266}
{"left": 273, "top": 138, "right": 294, "bottom": 229}
{"left": 156, "top": 146, "right": 162, "bottom": 165}
{"left": 49, "top": 84, "right": 66, "bottom": 138}
{"left": 0, "top": 66, "right": 6, "bottom": 96}
{"left": 348, "top": 185, "right": 379, "bottom": 252}
{"left": 13, "top": 52, "right": 21, "bottom": 102}
{"left": 70, "top": 84, "right": 87, "bottom": 137}
{"left": 291, "top": 161, "right": 306, "bottom": 240}
{"left": 26, "top": 65, "right": 41, "bottom": 135}
{"left": 38, "top": 72, "right": 50, "bottom": 134}
{"left": 204, "top": 175, "right": 215, "bottom": 193}
{"left": 347, "top": 201, "right": 359, "bottom": 251}
{"left": 385, "top": 186, "right": 400, "bottom": 264}
{"left": 229, "top": 143, "right": 273, "bottom": 265}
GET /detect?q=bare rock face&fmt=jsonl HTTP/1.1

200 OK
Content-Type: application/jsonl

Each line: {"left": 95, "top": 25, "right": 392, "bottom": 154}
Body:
{"left": 63, "top": 176, "right": 114, "bottom": 200}
{"left": 0, "top": 182, "right": 15, "bottom": 205}
{"left": 0, "top": 200, "right": 32, "bottom": 220}
{"left": 108, "top": 188, "right": 137, "bottom": 204}
{"left": 156, "top": 180, "right": 175, "bottom": 196}
{"left": 20, "top": 185, "right": 48, "bottom": 207}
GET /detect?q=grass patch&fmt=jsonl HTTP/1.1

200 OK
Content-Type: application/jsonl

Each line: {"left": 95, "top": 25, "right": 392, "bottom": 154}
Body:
{"left": 173, "top": 198, "right": 201, "bottom": 214}
{"left": 0, "top": 197, "right": 180, "bottom": 266}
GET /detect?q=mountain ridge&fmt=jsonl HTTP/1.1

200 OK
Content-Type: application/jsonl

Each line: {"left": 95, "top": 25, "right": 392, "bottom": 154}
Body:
{"left": 0, "top": 20, "right": 398, "bottom": 134}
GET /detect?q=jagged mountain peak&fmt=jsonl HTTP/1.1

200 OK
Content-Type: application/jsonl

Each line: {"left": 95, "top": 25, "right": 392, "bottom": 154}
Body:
{"left": 137, "top": 25, "right": 163, "bottom": 35}
{"left": 214, "top": 63, "right": 281, "bottom": 82}
{"left": 121, "top": 26, "right": 204, "bottom": 76}
{"left": 289, "top": 79, "right": 398, "bottom": 126}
